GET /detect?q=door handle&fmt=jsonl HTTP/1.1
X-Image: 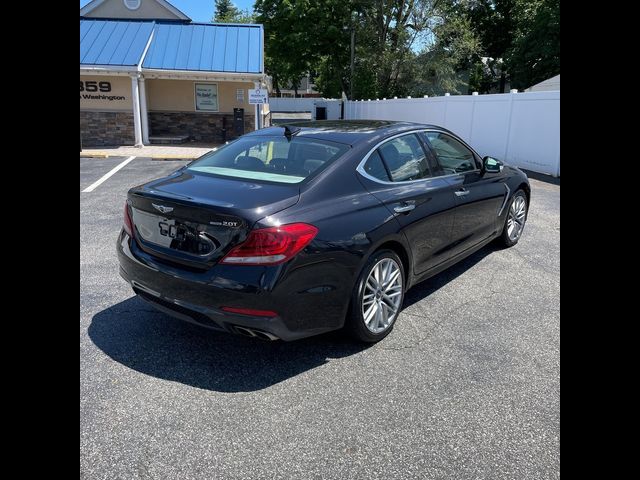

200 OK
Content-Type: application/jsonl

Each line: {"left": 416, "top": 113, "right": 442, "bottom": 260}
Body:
{"left": 454, "top": 188, "right": 470, "bottom": 197}
{"left": 394, "top": 203, "right": 416, "bottom": 213}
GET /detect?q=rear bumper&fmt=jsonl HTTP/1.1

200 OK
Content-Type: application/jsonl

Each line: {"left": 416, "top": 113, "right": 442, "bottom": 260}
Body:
{"left": 116, "top": 231, "right": 352, "bottom": 341}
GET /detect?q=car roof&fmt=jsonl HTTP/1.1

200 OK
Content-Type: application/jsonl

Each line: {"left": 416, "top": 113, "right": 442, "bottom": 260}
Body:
{"left": 243, "top": 120, "right": 448, "bottom": 146}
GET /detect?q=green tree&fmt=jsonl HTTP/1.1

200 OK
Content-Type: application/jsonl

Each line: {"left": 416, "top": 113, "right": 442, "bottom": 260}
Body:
{"left": 410, "top": 10, "right": 482, "bottom": 96}
{"left": 457, "top": 0, "right": 559, "bottom": 92}
{"left": 255, "top": 0, "right": 558, "bottom": 98}
{"left": 214, "top": 0, "right": 239, "bottom": 22}
{"left": 465, "top": 0, "right": 517, "bottom": 92}
{"left": 505, "top": 0, "right": 559, "bottom": 89}
{"left": 213, "top": 0, "right": 255, "bottom": 23}
{"left": 256, "top": 0, "right": 441, "bottom": 99}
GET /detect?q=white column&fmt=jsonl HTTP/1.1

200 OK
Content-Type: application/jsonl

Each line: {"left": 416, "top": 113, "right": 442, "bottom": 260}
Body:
{"left": 130, "top": 74, "right": 143, "bottom": 147}
{"left": 139, "top": 76, "right": 149, "bottom": 145}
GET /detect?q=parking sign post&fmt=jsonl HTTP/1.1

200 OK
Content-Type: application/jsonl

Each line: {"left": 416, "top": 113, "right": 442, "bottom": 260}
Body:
{"left": 250, "top": 85, "right": 269, "bottom": 131}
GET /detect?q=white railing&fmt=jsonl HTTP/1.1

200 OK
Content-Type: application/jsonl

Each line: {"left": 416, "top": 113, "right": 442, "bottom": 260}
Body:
{"left": 345, "top": 91, "right": 560, "bottom": 176}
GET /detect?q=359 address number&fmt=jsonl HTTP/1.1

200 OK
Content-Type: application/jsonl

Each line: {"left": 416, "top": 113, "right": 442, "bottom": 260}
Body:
{"left": 80, "top": 81, "right": 112, "bottom": 92}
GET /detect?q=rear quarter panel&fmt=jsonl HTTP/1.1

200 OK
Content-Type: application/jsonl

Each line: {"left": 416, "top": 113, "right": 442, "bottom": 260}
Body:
{"left": 257, "top": 148, "right": 409, "bottom": 329}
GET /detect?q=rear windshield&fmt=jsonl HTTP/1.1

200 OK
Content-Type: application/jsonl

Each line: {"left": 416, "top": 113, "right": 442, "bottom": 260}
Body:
{"left": 187, "top": 136, "right": 350, "bottom": 184}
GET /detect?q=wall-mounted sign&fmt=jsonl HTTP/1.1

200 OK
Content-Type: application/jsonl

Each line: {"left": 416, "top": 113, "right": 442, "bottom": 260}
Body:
{"left": 195, "top": 83, "right": 219, "bottom": 111}
{"left": 80, "top": 80, "right": 126, "bottom": 102}
{"left": 248, "top": 88, "right": 268, "bottom": 104}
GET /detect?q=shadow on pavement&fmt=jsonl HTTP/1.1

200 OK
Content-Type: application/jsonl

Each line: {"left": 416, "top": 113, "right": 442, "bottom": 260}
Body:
{"left": 89, "top": 243, "right": 500, "bottom": 393}
{"left": 89, "top": 297, "right": 368, "bottom": 393}
{"left": 520, "top": 169, "right": 560, "bottom": 186}
{"left": 403, "top": 243, "right": 498, "bottom": 309}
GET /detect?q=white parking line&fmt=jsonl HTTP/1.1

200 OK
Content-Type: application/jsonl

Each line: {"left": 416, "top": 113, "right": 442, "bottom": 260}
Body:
{"left": 82, "top": 156, "right": 136, "bottom": 193}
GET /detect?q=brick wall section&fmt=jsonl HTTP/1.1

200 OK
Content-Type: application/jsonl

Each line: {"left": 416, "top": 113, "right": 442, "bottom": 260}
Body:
{"left": 80, "top": 110, "right": 256, "bottom": 147}
{"left": 149, "top": 112, "right": 255, "bottom": 142}
{"left": 80, "top": 111, "right": 134, "bottom": 147}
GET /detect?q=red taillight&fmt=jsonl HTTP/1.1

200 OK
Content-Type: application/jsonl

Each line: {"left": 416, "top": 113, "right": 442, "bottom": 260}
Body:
{"left": 123, "top": 201, "right": 133, "bottom": 236}
{"left": 221, "top": 306, "right": 278, "bottom": 317}
{"left": 220, "top": 223, "right": 318, "bottom": 265}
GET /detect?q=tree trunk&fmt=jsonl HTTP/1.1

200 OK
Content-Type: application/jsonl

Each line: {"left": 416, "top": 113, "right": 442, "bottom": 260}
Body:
{"left": 499, "top": 71, "right": 506, "bottom": 93}
{"left": 274, "top": 75, "right": 281, "bottom": 97}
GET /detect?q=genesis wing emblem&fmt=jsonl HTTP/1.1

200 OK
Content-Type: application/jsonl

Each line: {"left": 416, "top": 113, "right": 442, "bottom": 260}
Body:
{"left": 152, "top": 203, "right": 174, "bottom": 214}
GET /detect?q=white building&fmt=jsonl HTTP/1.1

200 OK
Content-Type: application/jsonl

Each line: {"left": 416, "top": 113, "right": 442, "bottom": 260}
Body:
{"left": 525, "top": 74, "right": 560, "bottom": 92}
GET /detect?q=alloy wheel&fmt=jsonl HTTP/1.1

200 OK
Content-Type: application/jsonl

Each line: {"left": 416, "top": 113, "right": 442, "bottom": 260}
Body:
{"left": 507, "top": 195, "right": 527, "bottom": 241}
{"left": 362, "top": 258, "right": 403, "bottom": 334}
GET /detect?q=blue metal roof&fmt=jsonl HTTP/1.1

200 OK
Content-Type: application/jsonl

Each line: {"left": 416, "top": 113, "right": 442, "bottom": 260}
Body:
{"left": 80, "top": 19, "right": 263, "bottom": 74}
{"left": 80, "top": 20, "right": 155, "bottom": 66}
{"left": 143, "top": 23, "right": 262, "bottom": 73}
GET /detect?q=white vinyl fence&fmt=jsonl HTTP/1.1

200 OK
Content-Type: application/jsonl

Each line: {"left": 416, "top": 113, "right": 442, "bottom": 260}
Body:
{"left": 269, "top": 98, "right": 343, "bottom": 120}
{"left": 345, "top": 91, "right": 560, "bottom": 176}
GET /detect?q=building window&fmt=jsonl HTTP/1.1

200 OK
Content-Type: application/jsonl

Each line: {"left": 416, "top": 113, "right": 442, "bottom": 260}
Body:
{"left": 123, "top": 0, "right": 141, "bottom": 10}
{"left": 195, "top": 83, "right": 219, "bottom": 111}
{"left": 236, "top": 89, "right": 245, "bottom": 103}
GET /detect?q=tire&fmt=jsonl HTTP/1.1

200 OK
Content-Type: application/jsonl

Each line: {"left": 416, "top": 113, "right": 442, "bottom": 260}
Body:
{"left": 346, "top": 249, "right": 405, "bottom": 343}
{"left": 498, "top": 189, "right": 528, "bottom": 247}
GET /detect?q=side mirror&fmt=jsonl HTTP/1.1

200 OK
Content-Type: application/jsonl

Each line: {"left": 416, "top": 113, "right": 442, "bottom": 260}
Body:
{"left": 483, "top": 156, "right": 503, "bottom": 173}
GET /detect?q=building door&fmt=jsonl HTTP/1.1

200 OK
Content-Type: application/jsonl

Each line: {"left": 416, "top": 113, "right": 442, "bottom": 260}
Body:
{"left": 315, "top": 106, "right": 327, "bottom": 120}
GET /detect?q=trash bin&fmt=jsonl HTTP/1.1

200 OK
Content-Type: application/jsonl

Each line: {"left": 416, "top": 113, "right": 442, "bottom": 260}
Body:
{"left": 233, "top": 108, "right": 244, "bottom": 137}
{"left": 220, "top": 117, "right": 227, "bottom": 143}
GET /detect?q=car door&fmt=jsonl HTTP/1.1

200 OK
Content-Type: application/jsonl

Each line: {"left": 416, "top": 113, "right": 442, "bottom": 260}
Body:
{"left": 421, "top": 131, "right": 507, "bottom": 258}
{"left": 356, "top": 132, "right": 459, "bottom": 275}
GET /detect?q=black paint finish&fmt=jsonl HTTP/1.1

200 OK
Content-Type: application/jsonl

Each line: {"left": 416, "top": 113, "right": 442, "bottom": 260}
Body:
{"left": 117, "top": 120, "right": 530, "bottom": 340}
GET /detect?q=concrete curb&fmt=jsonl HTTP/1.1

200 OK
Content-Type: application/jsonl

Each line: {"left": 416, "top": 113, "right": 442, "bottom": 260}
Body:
{"left": 81, "top": 153, "right": 197, "bottom": 160}
{"left": 150, "top": 156, "right": 197, "bottom": 160}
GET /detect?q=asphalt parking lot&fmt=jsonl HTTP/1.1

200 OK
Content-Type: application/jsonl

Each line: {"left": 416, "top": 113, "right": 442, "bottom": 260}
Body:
{"left": 80, "top": 156, "right": 560, "bottom": 479}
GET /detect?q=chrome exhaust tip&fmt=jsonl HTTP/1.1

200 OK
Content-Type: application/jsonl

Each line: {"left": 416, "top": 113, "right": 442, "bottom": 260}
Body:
{"left": 251, "top": 329, "right": 280, "bottom": 341}
{"left": 232, "top": 326, "right": 279, "bottom": 341}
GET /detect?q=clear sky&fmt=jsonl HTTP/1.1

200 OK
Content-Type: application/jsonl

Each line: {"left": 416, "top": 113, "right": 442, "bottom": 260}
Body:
{"left": 80, "top": 1, "right": 256, "bottom": 23}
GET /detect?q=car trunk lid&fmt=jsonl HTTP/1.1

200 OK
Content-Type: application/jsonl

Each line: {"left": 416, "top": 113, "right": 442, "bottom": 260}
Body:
{"left": 127, "top": 169, "right": 300, "bottom": 269}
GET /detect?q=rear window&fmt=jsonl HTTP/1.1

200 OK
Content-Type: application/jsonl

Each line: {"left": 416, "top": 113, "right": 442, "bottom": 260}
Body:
{"left": 187, "top": 136, "right": 350, "bottom": 184}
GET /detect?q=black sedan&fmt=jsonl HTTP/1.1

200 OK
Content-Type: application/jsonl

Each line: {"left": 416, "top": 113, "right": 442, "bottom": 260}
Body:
{"left": 117, "top": 120, "right": 530, "bottom": 343}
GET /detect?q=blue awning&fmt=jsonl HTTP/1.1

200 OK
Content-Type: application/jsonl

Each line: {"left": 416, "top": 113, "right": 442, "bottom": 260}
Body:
{"left": 80, "top": 19, "right": 263, "bottom": 74}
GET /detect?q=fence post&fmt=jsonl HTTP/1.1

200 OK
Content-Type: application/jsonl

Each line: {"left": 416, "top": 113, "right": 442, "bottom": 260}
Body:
{"left": 503, "top": 90, "right": 517, "bottom": 160}
{"left": 469, "top": 92, "right": 477, "bottom": 143}
{"left": 443, "top": 93, "right": 450, "bottom": 126}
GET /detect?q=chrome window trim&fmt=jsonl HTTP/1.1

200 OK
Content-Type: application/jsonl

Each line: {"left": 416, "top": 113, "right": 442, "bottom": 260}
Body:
{"left": 356, "top": 129, "right": 481, "bottom": 185}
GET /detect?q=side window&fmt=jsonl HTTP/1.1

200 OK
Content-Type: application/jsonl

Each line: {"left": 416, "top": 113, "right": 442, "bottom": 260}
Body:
{"left": 378, "top": 134, "right": 431, "bottom": 182}
{"left": 424, "top": 132, "right": 477, "bottom": 174}
{"left": 362, "top": 150, "right": 391, "bottom": 182}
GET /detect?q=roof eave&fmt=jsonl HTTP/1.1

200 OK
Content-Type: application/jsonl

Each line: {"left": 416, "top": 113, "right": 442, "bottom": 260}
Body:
{"left": 80, "top": 65, "right": 140, "bottom": 75}
{"left": 141, "top": 68, "right": 265, "bottom": 82}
